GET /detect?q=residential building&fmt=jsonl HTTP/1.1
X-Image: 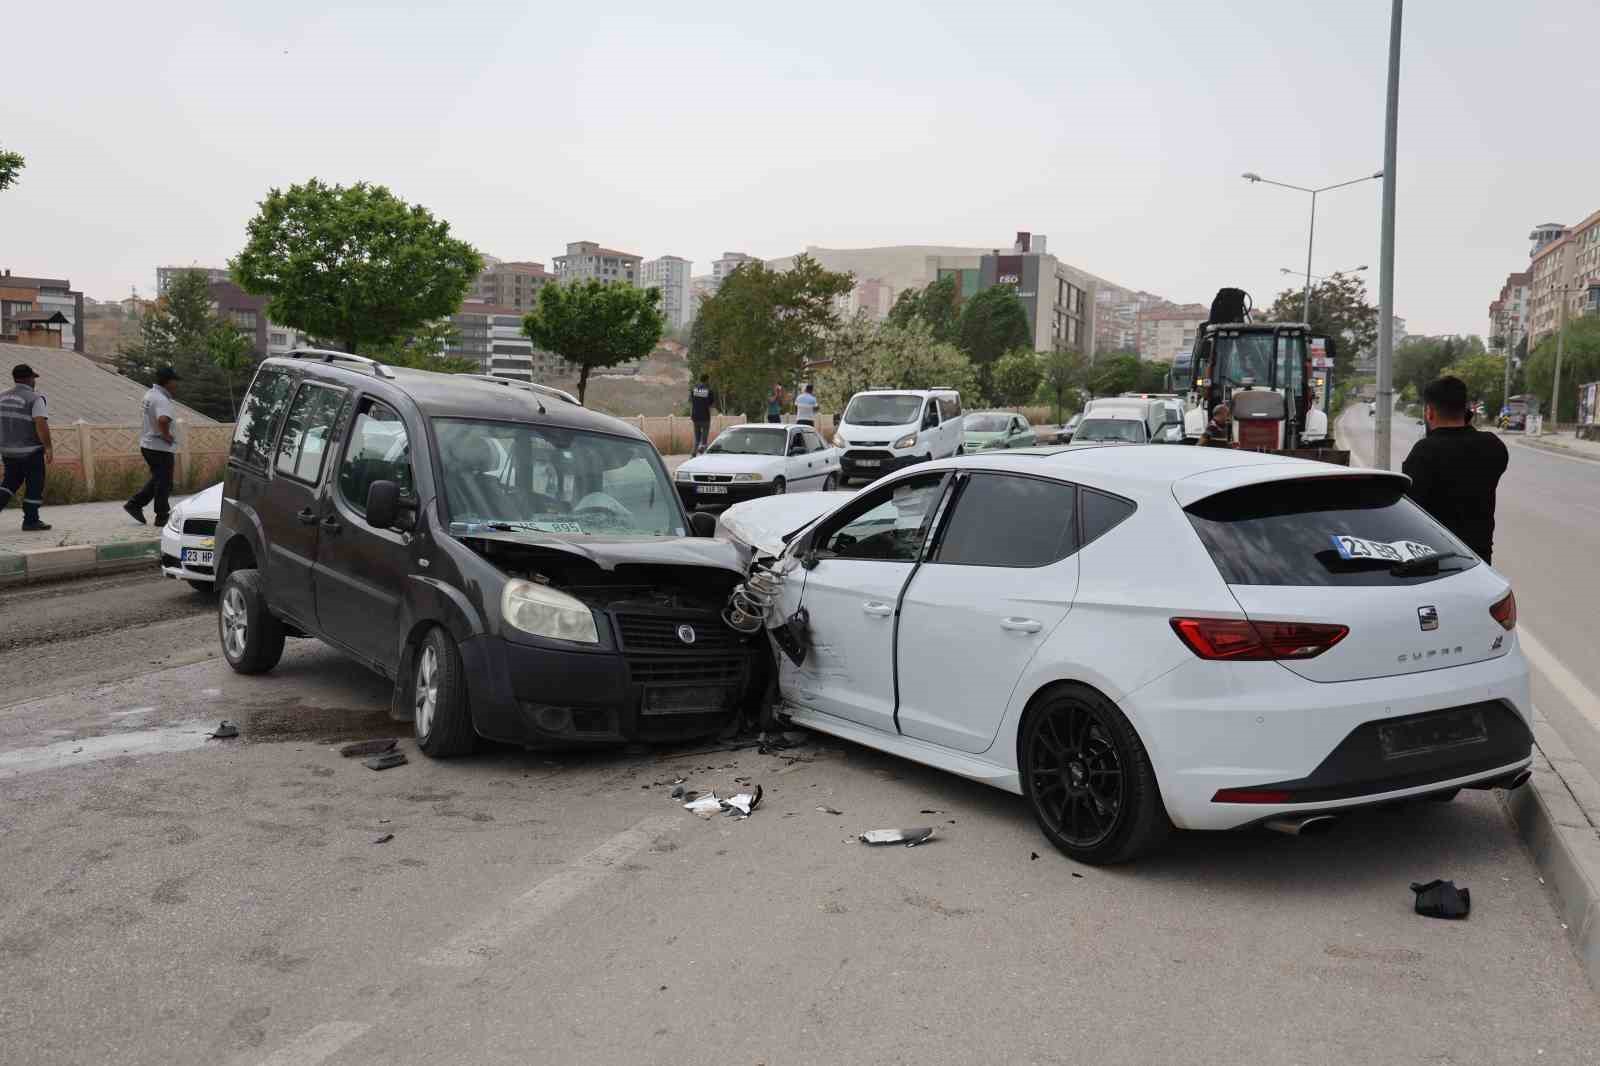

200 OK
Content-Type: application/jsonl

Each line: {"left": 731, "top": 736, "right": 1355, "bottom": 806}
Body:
{"left": 638, "top": 255, "right": 694, "bottom": 331}
{"left": 711, "top": 252, "right": 761, "bottom": 288}
{"left": 1529, "top": 231, "right": 1578, "bottom": 346}
{"left": 1569, "top": 208, "right": 1600, "bottom": 323}
{"left": 157, "top": 265, "right": 231, "bottom": 294}
{"left": 835, "top": 277, "right": 896, "bottom": 321}
{"left": 553, "top": 242, "right": 640, "bottom": 286}
{"left": 1135, "top": 304, "right": 1209, "bottom": 363}
{"left": 1489, "top": 271, "right": 1531, "bottom": 353}
{"left": 473, "top": 258, "right": 556, "bottom": 311}
{"left": 446, "top": 302, "right": 570, "bottom": 381}
{"left": 1529, "top": 223, "right": 1569, "bottom": 258}
{"left": 0, "top": 270, "right": 86, "bottom": 352}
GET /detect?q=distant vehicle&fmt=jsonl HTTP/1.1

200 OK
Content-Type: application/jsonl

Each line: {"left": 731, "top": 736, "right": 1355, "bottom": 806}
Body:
{"left": 1087, "top": 396, "right": 1171, "bottom": 442}
{"left": 1047, "top": 413, "right": 1084, "bottom": 444}
{"left": 1067, "top": 413, "right": 1150, "bottom": 447}
{"left": 833, "top": 388, "right": 965, "bottom": 484}
{"left": 963, "top": 411, "right": 1037, "bottom": 451}
{"left": 674, "top": 423, "right": 840, "bottom": 508}
{"left": 1503, "top": 395, "right": 1532, "bottom": 431}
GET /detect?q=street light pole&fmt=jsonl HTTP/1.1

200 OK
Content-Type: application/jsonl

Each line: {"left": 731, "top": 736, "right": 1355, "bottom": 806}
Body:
{"left": 1243, "top": 173, "right": 1381, "bottom": 321}
{"left": 1552, "top": 291, "right": 1570, "bottom": 432}
{"left": 1375, "top": 0, "right": 1402, "bottom": 470}
{"left": 1303, "top": 191, "right": 1318, "bottom": 323}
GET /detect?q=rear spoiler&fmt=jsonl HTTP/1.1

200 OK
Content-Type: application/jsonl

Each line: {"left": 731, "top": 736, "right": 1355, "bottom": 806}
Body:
{"left": 1171, "top": 464, "right": 1408, "bottom": 508}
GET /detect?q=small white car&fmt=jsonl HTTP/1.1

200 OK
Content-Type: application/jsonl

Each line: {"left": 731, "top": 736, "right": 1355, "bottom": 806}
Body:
{"left": 674, "top": 424, "right": 840, "bottom": 509}
{"left": 834, "top": 388, "right": 964, "bottom": 484}
{"left": 737, "top": 446, "right": 1532, "bottom": 864}
{"left": 159, "top": 482, "right": 223, "bottom": 592}
{"left": 1066, "top": 412, "right": 1149, "bottom": 447}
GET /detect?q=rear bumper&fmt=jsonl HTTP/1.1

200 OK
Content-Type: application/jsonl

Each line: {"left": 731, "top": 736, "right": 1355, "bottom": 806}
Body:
{"left": 1125, "top": 647, "right": 1533, "bottom": 830}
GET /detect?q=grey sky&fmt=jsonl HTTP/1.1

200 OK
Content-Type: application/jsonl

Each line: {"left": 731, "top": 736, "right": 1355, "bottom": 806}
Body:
{"left": 5, "top": 1, "right": 1595, "bottom": 337}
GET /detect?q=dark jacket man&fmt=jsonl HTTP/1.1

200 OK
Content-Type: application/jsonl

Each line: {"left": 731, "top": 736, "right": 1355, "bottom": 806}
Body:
{"left": 1402, "top": 376, "right": 1509, "bottom": 563}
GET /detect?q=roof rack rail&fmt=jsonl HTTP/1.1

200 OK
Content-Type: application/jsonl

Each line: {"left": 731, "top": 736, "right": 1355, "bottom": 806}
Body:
{"left": 284, "top": 348, "right": 394, "bottom": 379}
{"left": 461, "top": 374, "right": 581, "bottom": 407}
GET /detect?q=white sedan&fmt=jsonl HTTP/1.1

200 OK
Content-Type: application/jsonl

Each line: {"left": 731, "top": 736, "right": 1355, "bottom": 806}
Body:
{"left": 675, "top": 424, "right": 841, "bottom": 509}
{"left": 159, "top": 482, "right": 223, "bottom": 593}
{"left": 736, "top": 445, "right": 1532, "bottom": 864}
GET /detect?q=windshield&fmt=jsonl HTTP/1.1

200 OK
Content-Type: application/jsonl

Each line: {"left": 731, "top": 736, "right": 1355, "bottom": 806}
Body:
{"left": 708, "top": 427, "right": 787, "bottom": 456}
{"left": 1215, "top": 334, "right": 1276, "bottom": 387}
{"left": 965, "top": 414, "right": 1009, "bottom": 432}
{"left": 843, "top": 393, "right": 924, "bottom": 427}
{"left": 435, "top": 419, "right": 684, "bottom": 537}
{"left": 1075, "top": 419, "right": 1146, "bottom": 443}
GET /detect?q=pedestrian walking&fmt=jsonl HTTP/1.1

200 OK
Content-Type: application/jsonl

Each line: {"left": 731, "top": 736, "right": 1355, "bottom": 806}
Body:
{"left": 766, "top": 384, "right": 785, "bottom": 424}
{"left": 1402, "top": 375, "right": 1509, "bottom": 563}
{"left": 690, "top": 374, "right": 718, "bottom": 455}
{"left": 124, "top": 367, "right": 181, "bottom": 526}
{"left": 795, "top": 382, "right": 819, "bottom": 426}
{"left": 1197, "top": 403, "right": 1232, "bottom": 448}
{"left": 0, "top": 363, "right": 54, "bottom": 531}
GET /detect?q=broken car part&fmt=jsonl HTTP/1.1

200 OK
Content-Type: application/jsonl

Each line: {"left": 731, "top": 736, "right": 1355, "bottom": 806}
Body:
{"left": 859, "top": 827, "right": 935, "bottom": 847}
{"left": 684, "top": 793, "right": 724, "bottom": 817}
{"left": 340, "top": 738, "right": 398, "bottom": 758}
{"left": 208, "top": 720, "right": 239, "bottom": 739}
{"left": 723, "top": 557, "right": 797, "bottom": 635}
{"left": 1411, "top": 879, "right": 1470, "bottom": 919}
{"left": 725, "top": 785, "right": 763, "bottom": 816}
{"left": 365, "top": 751, "right": 408, "bottom": 771}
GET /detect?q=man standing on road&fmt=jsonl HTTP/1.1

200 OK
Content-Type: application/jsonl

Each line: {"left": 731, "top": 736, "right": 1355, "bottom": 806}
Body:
{"left": 0, "top": 363, "right": 54, "bottom": 532}
{"left": 690, "top": 374, "right": 717, "bottom": 455}
{"left": 795, "top": 382, "right": 819, "bottom": 427}
{"left": 1402, "top": 375, "right": 1510, "bottom": 563}
{"left": 1198, "top": 403, "right": 1232, "bottom": 448}
{"left": 124, "top": 367, "right": 181, "bottom": 526}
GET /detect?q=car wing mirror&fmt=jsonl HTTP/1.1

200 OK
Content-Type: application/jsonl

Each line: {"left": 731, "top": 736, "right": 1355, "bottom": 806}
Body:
{"left": 688, "top": 511, "right": 717, "bottom": 538}
{"left": 366, "top": 480, "right": 415, "bottom": 531}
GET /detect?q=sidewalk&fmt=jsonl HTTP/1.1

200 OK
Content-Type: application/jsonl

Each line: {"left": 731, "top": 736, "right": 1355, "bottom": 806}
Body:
{"left": 1509, "top": 429, "right": 1600, "bottom": 463}
{"left": 0, "top": 496, "right": 191, "bottom": 586}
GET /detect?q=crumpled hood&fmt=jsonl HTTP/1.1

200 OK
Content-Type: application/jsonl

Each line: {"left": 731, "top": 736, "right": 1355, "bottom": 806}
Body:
{"left": 178, "top": 481, "right": 225, "bottom": 520}
{"left": 455, "top": 529, "right": 746, "bottom": 573}
{"left": 715, "top": 491, "right": 854, "bottom": 557}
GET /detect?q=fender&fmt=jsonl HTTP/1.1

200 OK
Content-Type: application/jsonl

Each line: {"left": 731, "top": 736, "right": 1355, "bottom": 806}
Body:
{"left": 215, "top": 494, "right": 268, "bottom": 586}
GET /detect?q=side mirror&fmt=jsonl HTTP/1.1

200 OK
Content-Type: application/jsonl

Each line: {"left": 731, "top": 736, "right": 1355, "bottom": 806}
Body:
{"left": 689, "top": 511, "right": 717, "bottom": 538}
{"left": 366, "top": 480, "right": 413, "bottom": 530}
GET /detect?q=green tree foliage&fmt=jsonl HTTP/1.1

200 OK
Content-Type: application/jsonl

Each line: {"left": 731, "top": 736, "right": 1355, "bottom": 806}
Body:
{"left": 523, "top": 281, "right": 664, "bottom": 404}
{"left": 231, "top": 179, "right": 482, "bottom": 355}
{"left": 816, "top": 320, "right": 978, "bottom": 412}
{"left": 991, "top": 348, "right": 1044, "bottom": 406}
{"left": 1524, "top": 314, "right": 1600, "bottom": 422}
{"left": 886, "top": 275, "right": 961, "bottom": 343}
{"left": 0, "top": 147, "right": 23, "bottom": 191}
{"left": 1088, "top": 354, "right": 1142, "bottom": 397}
{"left": 957, "top": 284, "right": 1032, "bottom": 367}
{"left": 1440, "top": 352, "right": 1512, "bottom": 418}
{"left": 1264, "top": 272, "right": 1377, "bottom": 379}
{"left": 690, "top": 256, "right": 854, "bottom": 419}
{"left": 1394, "top": 335, "right": 1488, "bottom": 401}
{"left": 366, "top": 319, "right": 479, "bottom": 374}
{"left": 116, "top": 269, "right": 254, "bottom": 422}
{"left": 1040, "top": 348, "right": 1087, "bottom": 423}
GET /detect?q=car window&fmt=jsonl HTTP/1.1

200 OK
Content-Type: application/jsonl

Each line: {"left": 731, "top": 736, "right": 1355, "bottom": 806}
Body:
{"left": 339, "top": 399, "right": 413, "bottom": 515}
{"left": 940, "top": 394, "right": 962, "bottom": 418}
{"left": 230, "top": 368, "right": 292, "bottom": 471}
{"left": 821, "top": 474, "right": 944, "bottom": 562}
{"left": 934, "top": 474, "right": 1078, "bottom": 568}
{"left": 275, "top": 383, "right": 347, "bottom": 484}
{"left": 922, "top": 401, "right": 940, "bottom": 429}
{"left": 1081, "top": 489, "right": 1136, "bottom": 546}
{"left": 802, "top": 429, "right": 825, "bottom": 452}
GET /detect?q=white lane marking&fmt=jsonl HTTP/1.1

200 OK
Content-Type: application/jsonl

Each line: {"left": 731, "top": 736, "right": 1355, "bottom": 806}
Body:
{"left": 0, "top": 722, "right": 215, "bottom": 779}
{"left": 242, "top": 1021, "right": 370, "bottom": 1066}
{"left": 422, "top": 814, "right": 679, "bottom": 968}
{"left": 1520, "top": 626, "right": 1600, "bottom": 736}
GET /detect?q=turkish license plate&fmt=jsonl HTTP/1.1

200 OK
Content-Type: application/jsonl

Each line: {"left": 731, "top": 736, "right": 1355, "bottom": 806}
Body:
{"left": 1330, "top": 534, "right": 1437, "bottom": 563}
{"left": 855, "top": 459, "right": 881, "bottom": 468}
{"left": 696, "top": 484, "right": 728, "bottom": 495}
{"left": 1377, "top": 707, "right": 1488, "bottom": 759}
{"left": 181, "top": 548, "right": 214, "bottom": 567}
{"left": 643, "top": 686, "right": 728, "bottom": 715}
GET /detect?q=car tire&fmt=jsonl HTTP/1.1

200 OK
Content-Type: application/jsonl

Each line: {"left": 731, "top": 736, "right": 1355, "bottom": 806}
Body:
{"left": 772, "top": 477, "right": 786, "bottom": 495}
{"left": 1020, "top": 683, "right": 1170, "bottom": 865}
{"left": 413, "top": 627, "right": 475, "bottom": 757}
{"left": 822, "top": 473, "right": 838, "bottom": 491}
{"left": 218, "top": 569, "right": 286, "bottom": 675}
{"left": 188, "top": 579, "right": 215, "bottom": 596}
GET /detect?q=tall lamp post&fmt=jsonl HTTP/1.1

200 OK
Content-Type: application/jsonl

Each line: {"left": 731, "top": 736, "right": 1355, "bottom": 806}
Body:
{"left": 1243, "top": 172, "right": 1383, "bottom": 324}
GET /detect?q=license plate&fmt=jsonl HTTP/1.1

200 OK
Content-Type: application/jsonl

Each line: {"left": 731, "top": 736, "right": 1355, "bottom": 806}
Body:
{"left": 855, "top": 459, "right": 880, "bottom": 468}
{"left": 643, "top": 686, "right": 728, "bottom": 715}
{"left": 181, "top": 548, "right": 214, "bottom": 566}
{"left": 696, "top": 485, "right": 728, "bottom": 495}
{"left": 1378, "top": 708, "right": 1488, "bottom": 759}
{"left": 1330, "top": 534, "right": 1437, "bottom": 563}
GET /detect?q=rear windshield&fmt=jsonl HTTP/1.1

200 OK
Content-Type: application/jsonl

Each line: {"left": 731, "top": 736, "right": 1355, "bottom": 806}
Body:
{"left": 1185, "top": 476, "right": 1479, "bottom": 586}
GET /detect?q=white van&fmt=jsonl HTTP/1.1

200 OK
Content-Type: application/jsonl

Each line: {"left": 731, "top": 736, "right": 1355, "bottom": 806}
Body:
{"left": 833, "top": 388, "right": 964, "bottom": 484}
{"left": 1085, "top": 396, "right": 1178, "bottom": 442}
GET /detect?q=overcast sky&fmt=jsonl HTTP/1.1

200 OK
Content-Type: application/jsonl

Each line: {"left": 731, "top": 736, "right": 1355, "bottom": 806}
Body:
{"left": 5, "top": 0, "right": 1595, "bottom": 337}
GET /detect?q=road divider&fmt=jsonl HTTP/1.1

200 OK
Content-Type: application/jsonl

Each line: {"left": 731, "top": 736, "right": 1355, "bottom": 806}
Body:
{"left": 0, "top": 538, "right": 159, "bottom": 586}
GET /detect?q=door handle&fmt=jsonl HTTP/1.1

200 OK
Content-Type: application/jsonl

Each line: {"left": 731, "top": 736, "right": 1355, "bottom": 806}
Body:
{"left": 862, "top": 601, "right": 894, "bottom": 617}
{"left": 1001, "top": 617, "right": 1043, "bottom": 634}
{"left": 297, "top": 507, "right": 318, "bottom": 526}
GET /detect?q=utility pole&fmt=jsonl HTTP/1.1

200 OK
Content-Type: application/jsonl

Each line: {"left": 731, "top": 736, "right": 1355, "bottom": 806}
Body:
{"left": 1498, "top": 309, "right": 1514, "bottom": 422}
{"left": 1552, "top": 291, "right": 1570, "bottom": 433}
{"left": 1375, "top": 0, "right": 1402, "bottom": 470}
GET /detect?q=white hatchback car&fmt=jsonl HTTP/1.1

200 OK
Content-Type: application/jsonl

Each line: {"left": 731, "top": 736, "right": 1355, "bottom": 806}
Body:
{"left": 159, "top": 482, "right": 223, "bottom": 592}
{"left": 744, "top": 445, "right": 1532, "bottom": 864}
{"left": 675, "top": 424, "right": 840, "bottom": 510}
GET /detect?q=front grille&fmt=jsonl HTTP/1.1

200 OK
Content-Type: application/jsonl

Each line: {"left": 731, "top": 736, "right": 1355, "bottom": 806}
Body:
{"left": 183, "top": 518, "right": 217, "bottom": 536}
{"left": 845, "top": 449, "right": 895, "bottom": 462}
{"left": 692, "top": 473, "right": 733, "bottom": 483}
{"left": 615, "top": 613, "right": 741, "bottom": 654}
{"left": 850, "top": 439, "right": 890, "bottom": 447}
{"left": 630, "top": 657, "right": 745, "bottom": 684}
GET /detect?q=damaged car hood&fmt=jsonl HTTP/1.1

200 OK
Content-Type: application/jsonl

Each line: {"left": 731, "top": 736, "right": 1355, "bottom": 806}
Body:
{"left": 454, "top": 529, "right": 747, "bottom": 573}
{"left": 715, "top": 491, "right": 855, "bottom": 558}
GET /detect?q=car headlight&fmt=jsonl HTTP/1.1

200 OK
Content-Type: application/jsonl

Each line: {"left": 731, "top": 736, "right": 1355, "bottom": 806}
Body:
{"left": 166, "top": 510, "right": 182, "bottom": 532}
{"left": 832, "top": 432, "right": 847, "bottom": 448}
{"left": 674, "top": 468, "right": 692, "bottom": 482}
{"left": 500, "top": 580, "right": 599, "bottom": 644}
{"left": 893, "top": 433, "right": 918, "bottom": 450}
{"left": 732, "top": 472, "right": 764, "bottom": 482}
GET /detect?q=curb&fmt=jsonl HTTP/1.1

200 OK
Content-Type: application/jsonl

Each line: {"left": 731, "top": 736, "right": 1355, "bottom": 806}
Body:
{"left": 0, "top": 538, "right": 161, "bottom": 587}
{"left": 1509, "top": 435, "right": 1600, "bottom": 464}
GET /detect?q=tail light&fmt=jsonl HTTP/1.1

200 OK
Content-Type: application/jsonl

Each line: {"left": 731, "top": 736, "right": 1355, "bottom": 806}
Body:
{"left": 1490, "top": 590, "right": 1517, "bottom": 631}
{"left": 1170, "top": 617, "right": 1349, "bottom": 661}
{"left": 1211, "top": 788, "right": 1293, "bottom": 804}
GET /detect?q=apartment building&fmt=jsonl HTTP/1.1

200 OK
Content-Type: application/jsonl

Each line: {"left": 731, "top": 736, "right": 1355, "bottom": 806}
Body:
{"left": 1135, "top": 304, "right": 1208, "bottom": 363}
{"left": 638, "top": 255, "right": 693, "bottom": 331}
{"left": 975, "top": 233, "right": 1096, "bottom": 355}
{"left": 474, "top": 259, "right": 556, "bottom": 311}
{"left": 553, "top": 242, "right": 640, "bottom": 286}
{"left": 1488, "top": 271, "right": 1532, "bottom": 353}
{"left": 1529, "top": 231, "right": 1578, "bottom": 346}
{"left": 836, "top": 277, "right": 896, "bottom": 321}
{"left": 711, "top": 252, "right": 761, "bottom": 288}
{"left": 0, "top": 270, "right": 86, "bottom": 352}
{"left": 446, "top": 302, "right": 571, "bottom": 382}
{"left": 157, "top": 265, "right": 231, "bottom": 294}
{"left": 1569, "top": 209, "right": 1600, "bottom": 324}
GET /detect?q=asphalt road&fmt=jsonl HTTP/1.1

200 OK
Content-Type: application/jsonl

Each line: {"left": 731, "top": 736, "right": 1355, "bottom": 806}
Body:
{"left": 3, "top": 567, "right": 1599, "bottom": 1064}
{"left": 1340, "top": 409, "right": 1600, "bottom": 787}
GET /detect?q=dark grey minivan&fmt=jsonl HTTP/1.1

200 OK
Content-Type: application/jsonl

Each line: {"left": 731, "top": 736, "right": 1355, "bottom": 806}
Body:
{"left": 215, "top": 350, "right": 758, "bottom": 755}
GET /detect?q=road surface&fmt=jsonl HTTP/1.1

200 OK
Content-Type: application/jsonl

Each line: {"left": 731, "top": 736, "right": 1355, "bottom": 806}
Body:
{"left": 2, "top": 567, "right": 1597, "bottom": 1065}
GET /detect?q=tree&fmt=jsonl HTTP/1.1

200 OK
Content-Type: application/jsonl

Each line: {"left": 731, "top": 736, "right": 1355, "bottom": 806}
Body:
{"left": 1264, "top": 272, "right": 1377, "bottom": 380}
{"left": 957, "top": 284, "right": 1031, "bottom": 367}
{"left": 886, "top": 275, "right": 961, "bottom": 343}
{"left": 367, "top": 319, "right": 479, "bottom": 374}
{"left": 206, "top": 323, "right": 256, "bottom": 419}
{"left": 523, "top": 281, "right": 664, "bottom": 404}
{"left": 1395, "top": 335, "right": 1487, "bottom": 401}
{"left": 815, "top": 320, "right": 977, "bottom": 412}
{"left": 231, "top": 179, "right": 482, "bottom": 355}
{"left": 116, "top": 269, "right": 253, "bottom": 422}
{"left": 1524, "top": 314, "right": 1600, "bottom": 422}
{"left": 1441, "top": 352, "right": 1510, "bottom": 418}
{"left": 1040, "top": 347, "right": 1087, "bottom": 423}
{"left": 0, "top": 147, "right": 22, "bottom": 191}
{"left": 690, "top": 255, "right": 854, "bottom": 419}
{"left": 1089, "top": 354, "right": 1143, "bottom": 397}
{"left": 991, "top": 349, "right": 1044, "bottom": 406}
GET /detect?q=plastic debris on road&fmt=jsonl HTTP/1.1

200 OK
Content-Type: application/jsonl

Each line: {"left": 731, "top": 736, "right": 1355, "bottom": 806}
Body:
{"left": 725, "top": 785, "right": 763, "bottom": 817}
{"left": 373, "top": 833, "right": 394, "bottom": 844}
{"left": 684, "top": 793, "right": 724, "bottom": 818}
{"left": 340, "top": 738, "right": 398, "bottom": 758}
{"left": 1410, "top": 879, "right": 1471, "bottom": 919}
{"left": 680, "top": 785, "right": 764, "bottom": 819}
{"left": 365, "top": 751, "right": 408, "bottom": 771}
{"left": 208, "top": 720, "right": 239, "bottom": 739}
{"left": 816, "top": 805, "right": 843, "bottom": 815}
{"left": 859, "top": 827, "right": 935, "bottom": 847}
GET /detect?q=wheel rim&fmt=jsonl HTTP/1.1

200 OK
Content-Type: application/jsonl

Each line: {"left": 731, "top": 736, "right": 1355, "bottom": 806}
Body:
{"left": 824, "top": 474, "right": 836, "bottom": 490}
{"left": 414, "top": 644, "right": 439, "bottom": 738}
{"left": 220, "top": 586, "right": 248, "bottom": 659}
{"left": 1027, "top": 700, "right": 1126, "bottom": 848}
{"left": 773, "top": 479, "right": 786, "bottom": 495}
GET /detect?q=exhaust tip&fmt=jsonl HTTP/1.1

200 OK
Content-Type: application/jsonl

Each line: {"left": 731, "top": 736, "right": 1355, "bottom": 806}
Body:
{"left": 1264, "top": 814, "right": 1338, "bottom": 836}
{"left": 1503, "top": 768, "right": 1532, "bottom": 791}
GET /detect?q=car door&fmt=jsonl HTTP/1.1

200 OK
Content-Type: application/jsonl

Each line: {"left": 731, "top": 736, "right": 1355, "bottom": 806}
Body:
{"left": 805, "top": 428, "right": 839, "bottom": 482}
{"left": 780, "top": 471, "right": 949, "bottom": 734}
{"left": 1009, "top": 417, "right": 1031, "bottom": 448}
{"left": 314, "top": 396, "right": 417, "bottom": 673}
{"left": 781, "top": 427, "right": 813, "bottom": 490}
{"left": 261, "top": 380, "right": 348, "bottom": 629}
{"left": 920, "top": 399, "right": 942, "bottom": 456}
{"left": 895, "top": 472, "right": 1080, "bottom": 753}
